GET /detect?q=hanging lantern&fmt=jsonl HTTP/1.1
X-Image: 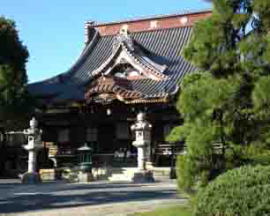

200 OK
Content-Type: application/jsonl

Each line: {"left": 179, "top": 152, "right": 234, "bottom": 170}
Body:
{"left": 106, "top": 108, "right": 112, "bottom": 116}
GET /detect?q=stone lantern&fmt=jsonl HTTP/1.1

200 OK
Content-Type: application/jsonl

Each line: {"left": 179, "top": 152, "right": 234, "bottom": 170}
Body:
{"left": 21, "top": 117, "right": 43, "bottom": 184}
{"left": 78, "top": 143, "right": 92, "bottom": 172}
{"left": 77, "top": 143, "right": 93, "bottom": 182}
{"left": 131, "top": 112, "right": 154, "bottom": 183}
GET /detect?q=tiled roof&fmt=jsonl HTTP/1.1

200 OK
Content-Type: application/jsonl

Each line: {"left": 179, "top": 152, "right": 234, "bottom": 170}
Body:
{"left": 28, "top": 26, "right": 197, "bottom": 104}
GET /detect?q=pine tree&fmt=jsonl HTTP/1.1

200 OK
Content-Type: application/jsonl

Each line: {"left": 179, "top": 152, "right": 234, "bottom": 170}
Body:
{"left": 0, "top": 17, "right": 31, "bottom": 130}
{"left": 167, "top": 0, "right": 270, "bottom": 190}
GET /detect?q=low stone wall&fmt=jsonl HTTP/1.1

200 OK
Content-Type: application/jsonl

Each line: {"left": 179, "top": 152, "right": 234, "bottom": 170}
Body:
{"left": 39, "top": 167, "right": 172, "bottom": 182}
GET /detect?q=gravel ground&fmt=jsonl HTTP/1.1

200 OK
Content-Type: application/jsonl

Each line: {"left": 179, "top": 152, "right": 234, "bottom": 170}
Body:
{"left": 0, "top": 180, "right": 186, "bottom": 216}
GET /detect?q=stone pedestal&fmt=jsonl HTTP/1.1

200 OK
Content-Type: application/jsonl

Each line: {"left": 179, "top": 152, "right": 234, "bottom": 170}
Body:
{"left": 146, "top": 161, "right": 154, "bottom": 170}
{"left": 21, "top": 172, "right": 41, "bottom": 184}
{"left": 78, "top": 171, "right": 94, "bottom": 183}
{"left": 132, "top": 171, "right": 154, "bottom": 183}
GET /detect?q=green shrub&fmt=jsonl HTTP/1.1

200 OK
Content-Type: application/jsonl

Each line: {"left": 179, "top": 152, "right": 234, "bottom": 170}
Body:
{"left": 194, "top": 165, "right": 270, "bottom": 216}
{"left": 242, "top": 146, "right": 270, "bottom": 166}
{"left": 176, "top": 155, "right": 193, "bottom": 191}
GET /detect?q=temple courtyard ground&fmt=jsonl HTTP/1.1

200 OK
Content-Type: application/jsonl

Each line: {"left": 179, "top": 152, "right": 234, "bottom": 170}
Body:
{"left": 0, "top": 179, "right": 186, "bottom": 216}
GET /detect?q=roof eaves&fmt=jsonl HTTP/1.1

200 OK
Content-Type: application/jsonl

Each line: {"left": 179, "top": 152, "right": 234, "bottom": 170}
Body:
{"left": 66, "top": 29, "right": 100, "bottom": 76}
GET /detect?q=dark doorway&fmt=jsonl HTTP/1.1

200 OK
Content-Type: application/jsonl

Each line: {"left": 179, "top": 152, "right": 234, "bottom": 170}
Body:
{"left": 98, "top": 124, "right": 115, "bottom": 153}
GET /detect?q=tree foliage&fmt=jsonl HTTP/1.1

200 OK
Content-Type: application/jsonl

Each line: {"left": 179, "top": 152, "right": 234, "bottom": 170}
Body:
{"left": 0, "top": 17, "right": 31, "bottom": 130}
{"left": 168, "top": 0, "right": 270, "bottom": 190}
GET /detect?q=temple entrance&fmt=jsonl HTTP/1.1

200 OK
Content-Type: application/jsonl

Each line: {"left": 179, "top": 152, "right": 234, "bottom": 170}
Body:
{"left": 98, "top": 124, "right": 115, "bottom": 153}
{"left": 92, "top": 122, "right": 137, "bottom": 168}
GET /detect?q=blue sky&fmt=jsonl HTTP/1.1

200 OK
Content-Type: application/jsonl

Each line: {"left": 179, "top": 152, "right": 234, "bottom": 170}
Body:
{"left": 1, "top": 0, "right": 211, "bottom": 83}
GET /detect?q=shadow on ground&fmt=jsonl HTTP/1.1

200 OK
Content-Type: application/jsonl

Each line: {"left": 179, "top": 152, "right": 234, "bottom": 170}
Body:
{"left": 0, "top": 182, "right": 181, "bottom": 214}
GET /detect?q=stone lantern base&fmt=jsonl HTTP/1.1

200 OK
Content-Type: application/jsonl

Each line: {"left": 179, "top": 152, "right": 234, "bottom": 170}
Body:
{"left": 21, "top": 172, "right": 41, "bottom": 184}
{"left": 132, "top": 170, "right": 155, "bottom": 183}
{"left": 78, "top": 171, "right": 94, "bottom": 183}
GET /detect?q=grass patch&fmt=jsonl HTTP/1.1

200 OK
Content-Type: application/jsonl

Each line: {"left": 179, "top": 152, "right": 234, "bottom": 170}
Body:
{"left": 132, "top": 205, "right": 192, "bottom": 216}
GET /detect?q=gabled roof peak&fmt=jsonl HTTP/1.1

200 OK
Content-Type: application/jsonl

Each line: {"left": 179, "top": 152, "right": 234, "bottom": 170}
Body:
{"left": 91, "top": 31, "right": 168, "bottom": 81}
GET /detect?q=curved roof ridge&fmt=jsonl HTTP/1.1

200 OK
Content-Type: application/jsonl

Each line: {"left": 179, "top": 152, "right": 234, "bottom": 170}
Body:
{"left": 89, "top": 8, "right": 212, "bottom": 27}
{"left": 65, "top": 29, "right": 100, "bottom": 77}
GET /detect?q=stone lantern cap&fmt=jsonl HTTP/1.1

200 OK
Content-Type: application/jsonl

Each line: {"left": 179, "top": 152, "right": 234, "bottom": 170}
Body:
{"left": 78, "top": 143, "right": 92, "bottom": 152}
{"left": 131, "top": 112, "right": 152, "bottom": 131}
{"left": 137, "top": 112, "right": 146, "bottom": 121}
{"left": 30, "top": 117, "right": 38, "bottom": 129}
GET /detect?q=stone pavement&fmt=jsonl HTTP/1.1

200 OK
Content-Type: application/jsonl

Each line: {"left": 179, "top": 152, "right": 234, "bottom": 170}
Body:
{"left": 0, "top": 179, "right": 186, "bottom": 216}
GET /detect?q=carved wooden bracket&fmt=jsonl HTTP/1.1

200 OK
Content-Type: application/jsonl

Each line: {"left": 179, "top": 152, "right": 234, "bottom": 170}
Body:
{"left": 85, "top": 76, "right": 143, "bottom": 104}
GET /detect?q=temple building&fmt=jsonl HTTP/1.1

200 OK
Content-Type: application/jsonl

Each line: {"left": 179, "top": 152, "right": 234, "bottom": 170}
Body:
{"left": 28, "top": 10, "right": 211, "bottom": 180}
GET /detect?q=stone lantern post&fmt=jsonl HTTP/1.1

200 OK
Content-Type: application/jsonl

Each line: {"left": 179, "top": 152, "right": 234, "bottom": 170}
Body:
{"left": 21, "top": 117, "right": 43, "bottom": 184}
{"left": 131, "top": 112, "right": 154, "bottom": 183}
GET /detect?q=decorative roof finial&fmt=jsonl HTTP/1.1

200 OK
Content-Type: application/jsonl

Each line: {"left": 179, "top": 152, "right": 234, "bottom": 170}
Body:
{"left": 112, "top": 24, "right": 134, "bottom": 52}
{"left": 120, "top": 24, "right": 129, "bottom": 36}
{"left": 84, "top": 21, "right": 97, "bottom": 44}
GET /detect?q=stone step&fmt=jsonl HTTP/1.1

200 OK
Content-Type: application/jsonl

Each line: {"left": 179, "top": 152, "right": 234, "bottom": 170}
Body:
{"left": 108, "top": 168, "right": 137, "bottom": 181}
{"left": 108, "top": 167, "right": 172, "bottom": 182}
